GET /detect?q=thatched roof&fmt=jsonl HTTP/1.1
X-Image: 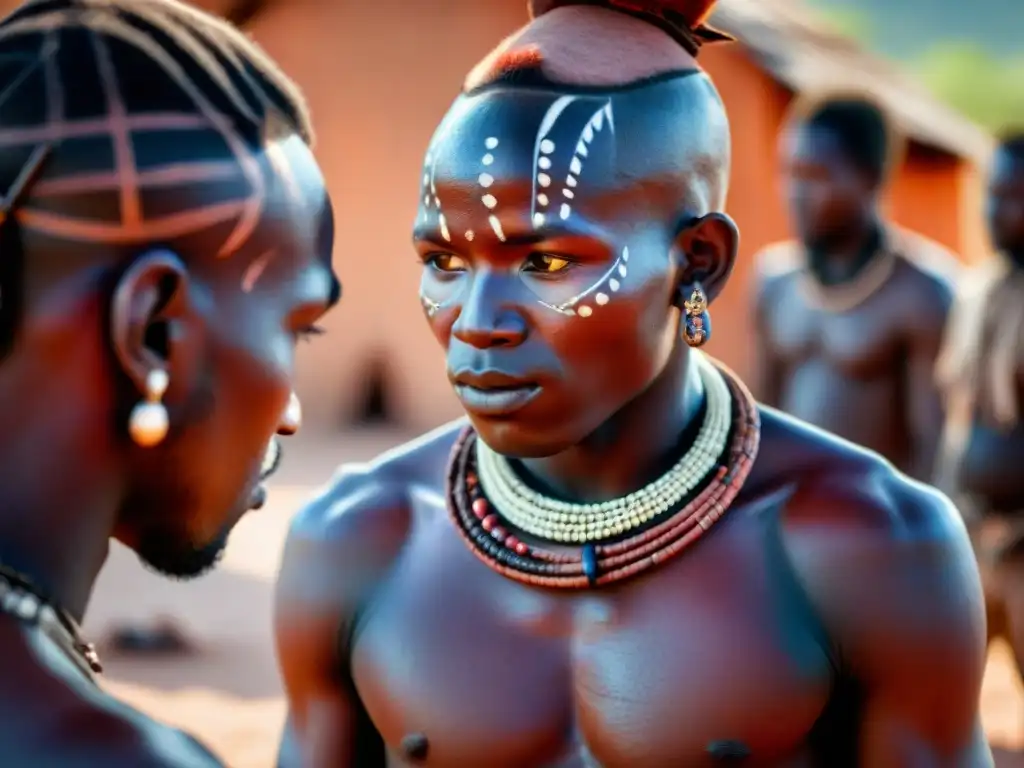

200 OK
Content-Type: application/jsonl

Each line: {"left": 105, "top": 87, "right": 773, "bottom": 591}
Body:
{"left": 709, "top": 0, "right": 993, "bottom": 162}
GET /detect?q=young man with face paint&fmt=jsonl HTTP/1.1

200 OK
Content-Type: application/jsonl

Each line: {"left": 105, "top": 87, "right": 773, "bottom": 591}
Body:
{"left": 0, "top": 0, "right": 339, "bottom": 764}
{"left": 275, "top": 2, "right": 988, "bottom": 765}
{"left": 753, "top": 94, "right": 959, "bottom": 482}
{"left": 936, "top": 132, "right": 1024, "bottom": 713}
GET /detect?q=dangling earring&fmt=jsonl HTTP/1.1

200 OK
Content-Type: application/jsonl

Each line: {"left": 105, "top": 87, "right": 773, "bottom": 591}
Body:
{"left": 128, "top": 369, "right": 169, "bottom": 447}
{"left": 279, "top": 391, "right": 302, "bottom": 435}
{"left": 682, "top": 283, "right": 711, "bottom": 348}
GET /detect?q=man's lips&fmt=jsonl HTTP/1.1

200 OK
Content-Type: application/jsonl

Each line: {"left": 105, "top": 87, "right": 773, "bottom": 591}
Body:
{"left": 249, "top": 484, "right": 267, "bottom": 511}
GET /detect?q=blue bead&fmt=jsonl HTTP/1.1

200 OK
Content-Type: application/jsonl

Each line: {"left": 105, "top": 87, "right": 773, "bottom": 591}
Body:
{"left": 582, "top": 544, "right": 598, "bottom": 586}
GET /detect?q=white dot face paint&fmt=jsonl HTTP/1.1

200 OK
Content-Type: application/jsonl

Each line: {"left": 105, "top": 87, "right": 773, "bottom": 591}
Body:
{"left": 529, "top": 97, "right": 614, "bottom": 240}
{"left": 416, "top": 87, "right": 632, "bottom": 324}
{"left": 536, "top": 246, "right": 630, "bottom": 317}
{"left": 480, "top": 138, "right": 505, "bottom": 239}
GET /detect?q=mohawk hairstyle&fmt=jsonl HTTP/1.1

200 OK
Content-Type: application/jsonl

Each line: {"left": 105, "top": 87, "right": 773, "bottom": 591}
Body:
{"left": 787, "top": 89, "right": 903, "bottom": 186}
{"left": 464, "top": 4, "right": 699, "bottom": 91}
{"left": 0, "top": 0, "right": 313, "bottom": 358}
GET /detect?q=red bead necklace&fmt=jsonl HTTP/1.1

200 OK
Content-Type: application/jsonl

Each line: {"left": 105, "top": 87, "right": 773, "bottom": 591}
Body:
{"left": 445, "top": 360, "right": 761, "bottom": 588}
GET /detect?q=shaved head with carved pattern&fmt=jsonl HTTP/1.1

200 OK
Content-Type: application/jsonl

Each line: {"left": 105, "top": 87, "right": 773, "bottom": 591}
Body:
{"left": 0, "top": 0, "right": 339, "bottom": 578}
{"left": 413, "top": 3, "right": 735, "bottom": 458}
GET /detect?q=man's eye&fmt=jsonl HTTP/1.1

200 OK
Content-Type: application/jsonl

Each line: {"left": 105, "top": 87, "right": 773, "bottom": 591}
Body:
{"left": 427, "top": 253, "right": 468, "bottom": 272}
{"left": 524, "top": 253, "right": 573, "bottom": 274}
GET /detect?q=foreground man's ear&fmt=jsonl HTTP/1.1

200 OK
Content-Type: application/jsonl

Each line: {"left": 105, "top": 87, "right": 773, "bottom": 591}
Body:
{"left": 671, "top": 212, "right": 739, "bottom": 305}
{"left": 108, "top": 249, "right": 199, "bottom": 441}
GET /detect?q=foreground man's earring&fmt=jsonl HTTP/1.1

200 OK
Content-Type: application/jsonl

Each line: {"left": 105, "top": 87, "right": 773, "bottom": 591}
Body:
{"left": 280, "top": 391, "right": 302, "bottom": 435}
{"left": 682, "top": 283, "right": 711, "bottom": 348}
{"left": 128, "top": 369, "right": 170, "bottom": 447}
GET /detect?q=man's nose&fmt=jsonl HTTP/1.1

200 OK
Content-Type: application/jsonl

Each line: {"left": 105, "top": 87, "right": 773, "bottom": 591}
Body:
{"left": 277, "top": 391, "right": 302, "bottom": 435}
{"left": 451, "top": 272, "right": 527, "bottom": 350}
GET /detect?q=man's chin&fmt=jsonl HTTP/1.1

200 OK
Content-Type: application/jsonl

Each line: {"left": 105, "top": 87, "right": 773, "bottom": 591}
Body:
{"left": 133, "top": 530, "right": 230, "bottom": 581}
{"left": 471, "top": 417, "right": 578, "bottom": 460}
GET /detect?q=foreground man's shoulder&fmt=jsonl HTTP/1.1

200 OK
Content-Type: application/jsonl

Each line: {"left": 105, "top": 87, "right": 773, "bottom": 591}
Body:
{"left": 58, "top": 705, "right": 222, "bottom": 766}
{"left": 8, "top": 660, "right": 222, "bottom": 766}
{"left": 781, "top": 412, "right": 967, "bottom": 540}
{"left": 288, "top": 419, "right": 466, "bottom": 543}
{"left": 279, "top": 420, "right": 467, "bottom": 604}
{"left": 769, "top": 412, "right": 983, "bottom": 644}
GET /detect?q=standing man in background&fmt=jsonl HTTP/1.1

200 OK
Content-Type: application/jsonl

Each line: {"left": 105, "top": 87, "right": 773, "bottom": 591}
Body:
{"left": 937, "top": 132, "right": 1024, "bottom": 696}
{"left": 753, "top": 92, "right": 958, "bottom": 481}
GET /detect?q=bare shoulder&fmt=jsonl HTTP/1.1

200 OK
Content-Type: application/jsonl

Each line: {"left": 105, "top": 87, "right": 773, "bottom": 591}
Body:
{"left": 276, "top": 419, "right": 466, "bottom": 630}
{"left": 0, "top": 625, "right": 221, "bottom": 766}
{"left": 754, "top": 239, "right": 803, "bottom": 278}
{"left": 752, "top": 240, "right": 801, "bottom": 310}
{"left": 891, "top": 229, "right": 958, "bottom": 323}
{"left": 285, "top": 418, "right": 465, "bottom": 549}
{"left": 46, "top": 696, "right": 223, "bottom": 766}
{"left": 761, "top": 409, "right": 984, "bottom": 658}
{"left": 763, "top": 407, "right": 972, "bottom": 559}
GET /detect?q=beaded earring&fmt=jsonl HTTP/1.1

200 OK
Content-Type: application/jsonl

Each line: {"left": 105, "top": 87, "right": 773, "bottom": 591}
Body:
{"left": 128, "top": 369, "right": 169, "bottom": 447}
{"left": 682, "top": 283, "right": 711, "bottom": 348}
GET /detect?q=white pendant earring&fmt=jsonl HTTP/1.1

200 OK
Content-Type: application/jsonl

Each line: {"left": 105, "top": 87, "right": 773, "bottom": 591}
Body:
{"left": 128, "top": 369, "right": 169, "bottom": 447}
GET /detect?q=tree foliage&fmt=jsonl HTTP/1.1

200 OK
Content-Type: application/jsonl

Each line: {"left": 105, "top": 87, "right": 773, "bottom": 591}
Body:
{"left": 912, "top": 43, "right": 1024, "bottom": 134}
{"left": 809, "top": 4, "right": 1019, "bottom": 133}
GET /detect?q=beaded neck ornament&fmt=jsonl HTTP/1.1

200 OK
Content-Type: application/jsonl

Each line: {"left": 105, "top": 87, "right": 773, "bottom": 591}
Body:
{"left": 446, "top": 354, "right": 761, "bottom": 588}
{"left": 0, "top": 564, "right": 101, "bottom": 681}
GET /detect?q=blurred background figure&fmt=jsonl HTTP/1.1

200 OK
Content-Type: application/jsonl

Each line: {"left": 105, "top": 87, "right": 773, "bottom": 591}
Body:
{"left": 752, "top": 92, "right": 959, "bottom": 480}
{"left": 936, "top": 132, "right": 1024, "bottom": 725}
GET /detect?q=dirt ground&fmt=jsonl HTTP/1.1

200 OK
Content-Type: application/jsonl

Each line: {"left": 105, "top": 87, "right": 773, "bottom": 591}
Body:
{"left": 82, "top": 430, "right": 1024, "bottom": 767}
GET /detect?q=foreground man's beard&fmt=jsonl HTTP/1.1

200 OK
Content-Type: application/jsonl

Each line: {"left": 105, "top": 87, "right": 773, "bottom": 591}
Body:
{"left": 135, "top": 438, "right": 285, "bottom": 580}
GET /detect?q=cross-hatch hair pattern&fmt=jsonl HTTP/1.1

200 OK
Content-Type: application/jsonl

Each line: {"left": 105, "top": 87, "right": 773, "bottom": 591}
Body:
{"left": 0, "top": 0, "right": 311, "bottom": 257}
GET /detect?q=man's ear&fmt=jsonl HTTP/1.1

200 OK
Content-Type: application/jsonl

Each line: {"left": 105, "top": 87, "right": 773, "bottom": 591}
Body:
{"left": 671, "top": 212, "right": 739, "bottom": 305}
{"left": 108, "top": 249, "right": 196, "bottom": 401}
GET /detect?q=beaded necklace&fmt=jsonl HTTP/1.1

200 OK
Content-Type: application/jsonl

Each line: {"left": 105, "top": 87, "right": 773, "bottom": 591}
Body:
{"left": 0, "top": 564, "right": 102, "bottom": 681}
{"left": 799, "top": 229, "right": 899, "bottom": 313}
{"left": 476, "top": 355, "right": 731, "bottom": 543}
{"left": 446, "top": 356, "right": 761, "bottom": 588}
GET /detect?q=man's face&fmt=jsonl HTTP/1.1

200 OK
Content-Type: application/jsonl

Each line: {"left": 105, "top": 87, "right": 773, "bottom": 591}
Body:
{"left": 987, "top": 147, "right": 1024, "bottom": 260}
{"left": 118, "top": 134, "right": 339, "bottom": 577}
{"left": 412, "top": 88, "right": 683, "bottom": 459}
{"left": 781, "top": 122, "right": 871, "bottom": 247}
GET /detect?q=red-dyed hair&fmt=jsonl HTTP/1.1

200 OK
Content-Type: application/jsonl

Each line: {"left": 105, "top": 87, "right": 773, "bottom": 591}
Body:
{"left": 477, "top": 44, "right": 544, "bottom": 84}
{"left": 529, "top": 0, "right": 719, "bottom": 28}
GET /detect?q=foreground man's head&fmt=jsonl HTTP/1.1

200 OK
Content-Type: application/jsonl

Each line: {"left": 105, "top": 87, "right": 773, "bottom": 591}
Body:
{"left": 412, "top": 2, "right": 736, "bottom": 458}
{"left": 0, "top": 0, "right": 338, "bottom": 578}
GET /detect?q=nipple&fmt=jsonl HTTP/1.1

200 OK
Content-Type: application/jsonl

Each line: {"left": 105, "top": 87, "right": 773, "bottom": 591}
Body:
{"left": 707, "top": 739, "right": 750, "bottom": 762}
{"left": 401, "top": 733, "right": 429, "bottom": 762}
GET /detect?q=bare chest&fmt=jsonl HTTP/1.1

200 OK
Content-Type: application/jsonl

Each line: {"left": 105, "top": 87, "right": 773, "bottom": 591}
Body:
{"left": 765, "top": 276, "right": 903, "bottom": 379}
{"left": 352, "top": 511, "right": 834, "bottom": 767}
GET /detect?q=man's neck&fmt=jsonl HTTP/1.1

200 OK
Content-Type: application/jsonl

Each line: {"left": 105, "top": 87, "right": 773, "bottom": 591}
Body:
{"left": 807, "top": 215, "right": 882, "bottom": 286}
{"left": 0, "top": 442, "right": 118, "bottom": 622}
{"left": 517, "top": 349, "right": 703, "bottom": 503}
